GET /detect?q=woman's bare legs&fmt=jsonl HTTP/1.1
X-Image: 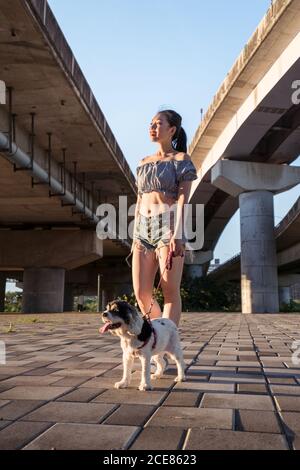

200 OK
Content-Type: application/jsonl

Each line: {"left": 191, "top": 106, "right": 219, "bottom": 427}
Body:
{"left": 156, "top": 245, "right": 185, "bottom": 327}
{"left": 132, "top": 241, "right": 162, "bottom": 319}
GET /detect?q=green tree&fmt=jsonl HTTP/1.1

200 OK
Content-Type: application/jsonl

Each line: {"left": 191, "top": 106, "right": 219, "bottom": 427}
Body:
{"left": 4, "top": 291, "right": 22, "bottom": 313}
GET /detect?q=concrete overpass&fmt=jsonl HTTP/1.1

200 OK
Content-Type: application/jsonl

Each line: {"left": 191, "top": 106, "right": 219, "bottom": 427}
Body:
{"left": 207, "top": 195, "right": 300, "bottom": 304}
{"left": 0, "top": 0, "right": 137, "bottom": 312}
{"left": 1, "top": 0, "right": 300, "bottom": 315}
{"left": 188, "top": 0, "right": 300, "bottom": 313}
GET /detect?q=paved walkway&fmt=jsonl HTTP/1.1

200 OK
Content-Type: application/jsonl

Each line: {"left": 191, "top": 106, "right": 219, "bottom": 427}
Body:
{"left": 0, "top": 312, "right": 299, "bottom": 450}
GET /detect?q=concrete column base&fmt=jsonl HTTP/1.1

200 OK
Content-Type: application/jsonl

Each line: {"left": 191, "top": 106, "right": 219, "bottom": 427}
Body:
{"left": 101, "top": 286, "right": 119, "bottom": 310}
{"left": 22, "top": 267, "right": 65, "bottom": 313}
{"left": 240, "top": 191, "right": 279, "bottom": 313}
{"left": 0, "top": 273, "right": 6, "bottom": 312}
{"left": 185, "top": 264, "right": 204, "bottom": 279}
{"left": 64, "top": 284, "right": 75, "bottom": 312}
{"left": 279, "top": 286, "right": 292, "bottom": 304}
{"left": 210, "top": 161, "right": 300, "bottom": 314}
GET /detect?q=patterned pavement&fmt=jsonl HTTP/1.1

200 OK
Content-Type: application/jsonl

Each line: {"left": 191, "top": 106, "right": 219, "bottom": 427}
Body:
{"left": 0, "top": 312, "right": 299, "bottom": 450}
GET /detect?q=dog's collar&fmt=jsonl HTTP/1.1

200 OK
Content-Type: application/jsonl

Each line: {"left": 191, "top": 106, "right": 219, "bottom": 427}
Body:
{"left": 137, "top": 319, "right": 157, "bottom": 350}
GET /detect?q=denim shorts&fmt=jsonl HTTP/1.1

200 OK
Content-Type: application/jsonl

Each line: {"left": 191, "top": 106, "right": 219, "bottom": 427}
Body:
{"left": 135, "top": 210, "right": 175, "bottom": 250}
{"left": 125, "top": 209, "right": 187, "bottom": 266}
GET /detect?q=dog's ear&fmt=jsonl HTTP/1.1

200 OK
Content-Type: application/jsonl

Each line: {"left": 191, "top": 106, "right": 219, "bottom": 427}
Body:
{"left": 127, "top": 305, "right": 143, "bottom": 336}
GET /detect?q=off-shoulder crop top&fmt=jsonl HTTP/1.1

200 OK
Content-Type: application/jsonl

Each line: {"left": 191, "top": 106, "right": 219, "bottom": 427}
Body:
{"left": 135, "top": 159, "right": 198, "bottom": 199}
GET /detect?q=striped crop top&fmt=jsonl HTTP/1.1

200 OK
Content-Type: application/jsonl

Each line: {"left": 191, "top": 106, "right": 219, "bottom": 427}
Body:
{"left": 135, "top": 159, "right": 198, "bottom": 199}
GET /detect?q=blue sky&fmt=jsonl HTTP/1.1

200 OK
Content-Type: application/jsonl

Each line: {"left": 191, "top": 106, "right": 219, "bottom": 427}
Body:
{"left": 8, "top": 0, "right": 300, "bottom": 292}
{"left": 47, "top": 0, "right": 300, "bottom": 262}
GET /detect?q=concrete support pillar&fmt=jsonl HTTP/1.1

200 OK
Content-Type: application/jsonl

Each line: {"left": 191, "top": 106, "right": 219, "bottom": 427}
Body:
{"left": 22, "top": 268, "right": 65, "bottom": 313}
{"left": 279, "top": 286, "right": 292, "bottom": 304}
{"left": 291, "top": 283, "right": 300, "bottom": 301}
{"left": 101, "top": 286, "right": 117, "bottom": 310}
{"left": 184, "top": 250, "right": 213, "bottom": 279}
{"left": 239, "top": 191, "right": 279, "bottom": 313}
{"left": 278, "top": 275, "right": 300, "bottom": 304}
{"left": 0, "top": 273, "right": 6, "bottom": 312}
{"left": 64, "top": 284, "right": 75, "bottom": 312}
{"left": 211, "top": 160, "right": 300, "bottom": 314}
{"left": 185, "top": 265, "right": 204, "bottom": 279}
{"left": 101, "top": 289, "right": 108, "bottom": 311}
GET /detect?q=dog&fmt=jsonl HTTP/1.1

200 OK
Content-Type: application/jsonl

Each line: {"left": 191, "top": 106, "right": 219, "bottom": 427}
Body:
{"left": 99, "top": 299, "right": 186, "bottom": 391}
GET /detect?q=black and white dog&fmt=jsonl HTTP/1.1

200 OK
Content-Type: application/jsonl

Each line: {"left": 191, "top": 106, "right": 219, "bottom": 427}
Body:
{"left": 99, "top": 300, "right": 186, "bottom": 391}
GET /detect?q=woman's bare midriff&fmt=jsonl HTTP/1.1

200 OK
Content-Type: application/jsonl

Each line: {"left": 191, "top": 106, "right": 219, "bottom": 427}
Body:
{"left": 137, "top": 152, "right": 184, "bottom": 217}
{"left": 139, "top": 191, "right": 177, "bottom": 217}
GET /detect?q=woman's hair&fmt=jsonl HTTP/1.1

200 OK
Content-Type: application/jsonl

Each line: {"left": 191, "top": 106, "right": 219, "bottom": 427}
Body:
{"left": 158, "top": 109, "right": 187, "bottom": 153}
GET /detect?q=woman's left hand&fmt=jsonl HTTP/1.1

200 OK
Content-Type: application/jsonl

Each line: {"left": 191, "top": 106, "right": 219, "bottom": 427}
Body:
{"left": 169, "top": 236, "right": 185, "bottom": 257}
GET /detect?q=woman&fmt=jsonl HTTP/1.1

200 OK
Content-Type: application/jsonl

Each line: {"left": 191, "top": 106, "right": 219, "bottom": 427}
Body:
{"left": 128, "top": 109, "right": 197, "bottom": 327}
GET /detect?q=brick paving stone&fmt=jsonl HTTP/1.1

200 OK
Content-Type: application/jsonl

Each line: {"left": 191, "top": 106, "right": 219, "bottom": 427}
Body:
{"left": 100, "top": 369, "right": 127, "bottom": 378}
{"left": 181, "top": 370, "right": 209, "bottom": 379}
{"left": 0, "top": 375, "right": 9, "bottom": 381}
{"left": 1, "top": 312, "right": 300, "bottom": 450}
{"left": 0, "top": 367, "right": 33, "bottom": 375}
{"left": 264, "top": 368, "right": 300, "bottom": 377}
{"left": 270, "top": 385, "right": 300, "bottom": 396}
{"left": 146, "top": 406, "right": 233, "bottom": 429}
{"left": 209, "top": 373, "right": 265, "bottom": 384}
{"left": 78, "top": 376, "right": 120, "bottom": 389}
{"left": 216, "top": 361, "right": 261, "bottom": 367}
{"left": 104, "top": 404, "right": 156, "bottom": 426}
{"left": 0, "top": 421, "right": 52, "bottom": 450}
{"left": 0, "top": 383, "right": 15, "bottom": 393}
{"left": 23, "top": 423, "right": 139, "bottom": 450}
{"left": 92, "top": 389, "right": 167, "bottom": 406}
{"left": 0, "top": 420, "right": 11, "bottom": 431}
{"left": 192, "top": 359, "right": 216, "bottom": 366}
{"left": 275, "top": 396, "right": 300, "bottom": 411}
{"left": 20, "top": 401, "right": 116, "bottom": 424}
{"left": 292, "top": 434, "right": 300, "bottom": 450}
{"left": 237, "top": 384, "right": 268, "bottom": 394}
{"left": 184, "top": 429, "right": 289, "bottom": 450}
{"left": 23, "top": 367, "right": 62, "bottom": 376}
{"left": 162, "top": 391, "right": 201, "bottom": 407}
{"left": 268, "top": 377, "right": 297, "bottom": 385}
{"left": 56, "top": 388, "right": 105, "bottom": 402}
{"left": 49, "top": 369, "right": 106, "bottom": 377}
{"left": 174, "top": 381, "right": 234, "bottom": 393}
{"left": 189, "top": 366, "right": 236, "bottom": 373}
{"left": 281, "top": 412, "right": 300, "bottom": 436}
{"left": 235, "top": 410, "right": 282, "bottom": 433}
{"left": 84, "top": 358, "right": 121, "bottom": 364}
{"left": 0, "top": 400, "right": 45, "bottom": 420}
{"left": 0, "top": 375, "right": 63, "bottom": 386}
{"left": 237, "top": 367, "right": 264, "bottom": 373}
{"left": 130, "top": 426, "right": 185, "bottom": 450}
{"left": 0, "top": 400, "right": 11, "bottom": 408}
{"left": 200, "top": 393, "right": 274, "bottom": 410}
{"left": 50, "top": 376, "right": 90, "bottom": 387}
{"left": 0, "top": 386, "right": 72, "bottom": 401}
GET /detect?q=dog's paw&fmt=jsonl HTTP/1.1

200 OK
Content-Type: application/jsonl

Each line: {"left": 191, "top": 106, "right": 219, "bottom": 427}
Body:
{"left": 138, "top": 383, "right": 153, "bottom": 391}
{"left": 174, "top": 375, "right": 186, "bottom": 383}
{"left": 151, "top": 373, "right": 162, "bottom": 380}
{"left": 114, "top": 380, "right": 129, "bottom": 389}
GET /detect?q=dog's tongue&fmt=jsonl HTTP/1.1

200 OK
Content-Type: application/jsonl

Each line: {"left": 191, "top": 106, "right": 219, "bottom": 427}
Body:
{"left": 99, "top": 322, "right": 111, "bottom": 334}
